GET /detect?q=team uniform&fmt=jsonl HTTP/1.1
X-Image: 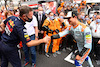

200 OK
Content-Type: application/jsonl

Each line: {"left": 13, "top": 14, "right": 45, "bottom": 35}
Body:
{"left": 0, "top": 16, "right": 31, "bottom": 67}
{"left": 43, "top": 17, "right": 58, "bottom": 53}
{"left": 54, "top": 18, "right": 68, "bottom": 52}
{"left": 52, "top": 22, "right": 94, "bottom": 67}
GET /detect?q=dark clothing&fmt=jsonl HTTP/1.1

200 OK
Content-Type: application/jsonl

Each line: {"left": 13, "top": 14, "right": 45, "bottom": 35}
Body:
{"left": 92, "top": 37, "right": 100, "bottom": 60}
{"left": 0, "top": 41, "right": 21, "bottom": 67}
{"left": 0, "top": 32, "right": 2, "bottom": 41}
{"left": 34, "top": 13, "right": 46, "bottom": 31}
{"left": 34, "top": 13, "right": 46, "bottom": 53}
{"left": 60, "top": 34, "right": 77, "bottom": 51}
{"left": 0, "top": 32, "right": 2, "bottom": 58}
{"left": 0, "top": 16, "right": 31, "bottom": 67}
{"left": 1, "top": 16, "right": 31, "bottom": 46}
{"left": 38, "top": 33, "right": 45, "bottom": 53}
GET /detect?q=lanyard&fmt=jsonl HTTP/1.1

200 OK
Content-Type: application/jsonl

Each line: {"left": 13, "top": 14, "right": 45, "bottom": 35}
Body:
{"left": 95, "top": 23, "right": 99, "bottom": 32}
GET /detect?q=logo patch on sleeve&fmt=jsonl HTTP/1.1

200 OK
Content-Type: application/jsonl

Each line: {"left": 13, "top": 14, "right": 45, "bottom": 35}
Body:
{"left": 86, "top": 38, "right": 91, "bottom": 40}
{"left": 86, "top": 40, "right": 91, "bottom": 43}
{"left": 23, "top": 29, "right": 31, "bottom": 41}
{"left": 86, "top": 32, "right": 90, "bottom": 35}
{"left": 86, "top": 35, "right": 91, "bottom": 38}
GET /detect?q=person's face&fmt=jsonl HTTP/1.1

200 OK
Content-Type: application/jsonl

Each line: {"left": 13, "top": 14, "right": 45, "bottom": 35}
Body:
{"left": 80, "top": 13, "right": 85, "bottom": 19}
{"left": 59, "top": 12, "right": 64, "bottom": 19}
{"left": 85, "top": 16, "right": 89, "bottom": 21}
{"left": 96, "top": 15, "right": 100, "bottom": 20}
{"left": 23, "top": 11, "right": 33, "bottom": 22}
{"left": 94, "top": 13, "right": 97, "bottom": 15}
{"left": 49, "top": 2, "right": 54, "bottom": 7}
{"left": 38, "top": 7, "right": 43, "bottom": 12}
{"left": 11, "top": 11, "right": 14, "bottom": 15}
{"left": 96, "top": 15, "right": 100, "bottom": 23}
{"left": 55, "top": 14, "right": 58, "bottom": 18}
{"left": 38, "top": 7, "right": 43, "bottom": 14}
{"left": 27, "top": 11, "right": 33, "bottom": 19}
{"left": 85, "top": 16, "right": 88, "bottom": 18}
{"left": 65, "top": 1, "right": 66, "bottom": 3}
{"left": 78, "top": 15, "right": 81, "bottom": 19}
{"left": 8, "top": 13, "right": 12, "bottom": 16}
{"left": 49, "top": 13, "right": 54, "bottom": 20}
{"left": 81, "top": 13, "right": 85, "bottom": 16}
{"left": 68, "top": 17, "right": 76, "bottom": 25}
{"left": 50, "top": 13, "right": 54, "bottom": 16}
{"left": 59, "top": 13, "right": 64, "bottom": 17}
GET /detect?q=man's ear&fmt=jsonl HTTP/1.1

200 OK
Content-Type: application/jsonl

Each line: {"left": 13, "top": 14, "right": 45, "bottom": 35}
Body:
{"left": 22, "top": 14, "right": 26, "bottom": 17}
{"left": 22, "top": 14, "right": 27, "bottom": 19}
{"left": 74, "top": 16, "right": 77, "bottom": 18}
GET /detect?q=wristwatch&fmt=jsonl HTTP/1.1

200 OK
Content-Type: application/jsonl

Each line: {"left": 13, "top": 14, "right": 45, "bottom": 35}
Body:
{"left": 35, "top": 36, "right": 39, "bottom": 38}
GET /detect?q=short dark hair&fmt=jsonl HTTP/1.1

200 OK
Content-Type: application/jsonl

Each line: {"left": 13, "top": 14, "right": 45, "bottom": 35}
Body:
{"left": 85, "top": 15, "right": 88, "bottom": 17}
{"left": 19, "top": 6, "right": 31, "bottom": 17}
{"left": 29, "top": 8, "right": 33, "bottom": 11}
{"left": 49, "top": 12, "right": 53, "bottom": 15}
{"left": 94, "top": 12, "right": 97, "bottom": 13}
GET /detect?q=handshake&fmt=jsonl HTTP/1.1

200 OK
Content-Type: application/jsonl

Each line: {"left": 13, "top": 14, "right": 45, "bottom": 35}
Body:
{"left": 42, "top": 36, "right": 51, "bottom": 44}
{"left": 42, "top": 34, "right": 60, "bottom": 44}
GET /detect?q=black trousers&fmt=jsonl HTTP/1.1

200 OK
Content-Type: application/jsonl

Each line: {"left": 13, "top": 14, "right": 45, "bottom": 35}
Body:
{"left": 0, "top": 41, "right": 21, "bottom": 67}
{"left": 0, "top": 50, "right": 1, "bottom": 58}
{"left": 92, "top": 37, "right": 100, "bottom": 60}
{"left": 60, "top": 34, "right": 77, "bottom": 51}
{"left": 38, "top": 33, "right": 45, "bottom": 53}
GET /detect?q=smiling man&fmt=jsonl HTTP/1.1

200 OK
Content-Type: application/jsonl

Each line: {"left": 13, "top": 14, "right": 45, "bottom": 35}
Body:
{"left": 51, "top": 15, "right": 94, "bottom": 67}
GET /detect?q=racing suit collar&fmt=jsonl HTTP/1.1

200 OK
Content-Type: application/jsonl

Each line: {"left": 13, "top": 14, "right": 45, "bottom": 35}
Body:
{"left": 73, "top": 21, "right": 80, "bottom": 29}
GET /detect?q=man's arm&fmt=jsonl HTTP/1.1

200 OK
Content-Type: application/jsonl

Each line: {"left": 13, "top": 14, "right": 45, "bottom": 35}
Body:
{"left": 0, "top": 17, "right": 9, "bottom": 31}
{"left": 0, "top": 22, "right": 5, "bottom": 31}
{"left": 51, "top": 28, "right": 69, "bottom": 39}
{"left": 0, "top": 27, "right": 3, "bottom": 32}
{"left": 26, "top": 36, "right": 50, "bottom": 47}
{"left": 34, "top": 26, "right": 38, "bottom": 40}
{"left": 33, "top": 16, "right": 38, "bottom": 40}
{"left": 16, "top": 24, "right": 50, "bottom": 47}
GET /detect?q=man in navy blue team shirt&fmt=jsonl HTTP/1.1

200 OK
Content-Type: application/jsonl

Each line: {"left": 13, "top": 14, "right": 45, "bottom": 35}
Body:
{"left": 0, "top": 6, "right": 50, "bottom": 67}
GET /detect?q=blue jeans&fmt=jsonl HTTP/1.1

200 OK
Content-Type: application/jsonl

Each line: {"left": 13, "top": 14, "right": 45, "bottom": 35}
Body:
{"left": 22, "top": 34, "right": 36, "bottom": 63}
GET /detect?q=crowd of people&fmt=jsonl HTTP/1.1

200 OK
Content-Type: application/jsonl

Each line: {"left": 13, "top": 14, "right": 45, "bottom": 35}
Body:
{"left": 0, "top": 0, "right": 100, "bottom": 67}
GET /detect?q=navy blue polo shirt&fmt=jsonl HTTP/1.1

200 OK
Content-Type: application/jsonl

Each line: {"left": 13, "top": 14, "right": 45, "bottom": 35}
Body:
{"left": 1, "top": 16, "right": 31, "bottom": 46}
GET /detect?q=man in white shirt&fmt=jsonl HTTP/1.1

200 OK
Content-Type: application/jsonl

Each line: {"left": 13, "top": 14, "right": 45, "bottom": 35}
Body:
{"left": 22, "top": 9, "right": 38, "bottom": 67}
{"left": 90, "top": 15, "right": 100, "bottom": 65}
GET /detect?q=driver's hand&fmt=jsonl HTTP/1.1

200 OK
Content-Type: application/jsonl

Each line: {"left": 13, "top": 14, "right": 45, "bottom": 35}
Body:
{"left": 75, "top": 55, "right": 81, "bottom": 60}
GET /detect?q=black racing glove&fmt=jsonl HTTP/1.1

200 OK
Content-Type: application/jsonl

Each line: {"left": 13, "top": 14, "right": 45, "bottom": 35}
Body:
{"left": 62, "top": 22, "right": 65, "bottom": 26}
{"left": 42, "top": 25, "right": 50, "bottom": 31}
{"left": 51, "top": 34, "right": 60, "bottom": 39}
{"left": 55, "top": 29, "right": 59, "bottom": 33}
{"left": 50, "top": 29, "right": 54, "bottom": 34}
